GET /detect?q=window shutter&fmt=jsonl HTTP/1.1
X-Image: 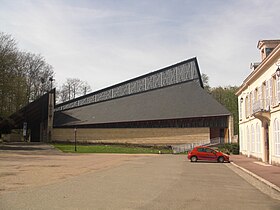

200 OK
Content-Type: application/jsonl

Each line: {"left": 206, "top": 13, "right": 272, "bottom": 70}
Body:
{"left": 277, "top": 76, "right": 280, "bottom": 104}
{"left": 266, "top": 80, "right": 270, "bottom": 109}
{"left": 239, "top": 100, "right": 242, "bottom": 120}
{"left": 269, "top": 78, "right": 273, "bottom": 106}
{"left": 258, "top": 86, "right": 262, "bottom": 109}
{"left": 251, "top": 124, "right": 255, "bottom": 152}
{"left": 252, "top": 91, "right": 255, "bottom": 114}
{"left": 250, "top": 92, "right": 253, "bottom": 115}
{"left": 245, "top": 97, "right": 249, "bottom": 118}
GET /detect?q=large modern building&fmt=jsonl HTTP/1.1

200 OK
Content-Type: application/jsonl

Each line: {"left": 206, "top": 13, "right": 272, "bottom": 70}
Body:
{"left": 1, "top": 57, "right": 233, "bottom": 145}
{"left": 236, "top": 40, "right": 280, "bottom": 166}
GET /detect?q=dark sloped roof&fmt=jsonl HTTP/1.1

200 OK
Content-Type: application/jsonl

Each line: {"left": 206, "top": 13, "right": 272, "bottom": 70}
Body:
{"left": 0, "top": 89, "right": 55, "bottom": 131}
{"left": 54, "top": 81, "right": 230, "bottom": 127}
{"left": 55, "top": 57, "right": 202, "bottom": 112}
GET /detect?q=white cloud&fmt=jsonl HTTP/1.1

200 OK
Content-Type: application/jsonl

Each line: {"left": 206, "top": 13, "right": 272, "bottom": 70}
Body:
{"left": 0, "top": 0, "right": 280, "bottom": 90}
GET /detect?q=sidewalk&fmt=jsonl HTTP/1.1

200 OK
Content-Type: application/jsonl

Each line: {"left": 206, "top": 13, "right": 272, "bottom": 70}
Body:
{"left": 230, "top": 155, "right": 280, "bottom": 192}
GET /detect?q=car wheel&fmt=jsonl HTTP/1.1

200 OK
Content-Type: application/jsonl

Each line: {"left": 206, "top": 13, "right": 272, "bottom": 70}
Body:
{"left": 218, "top": 156, "right": 224, "bottom": 163}
{"left": 191, "top": 156, "right": 197, "bottom": 162}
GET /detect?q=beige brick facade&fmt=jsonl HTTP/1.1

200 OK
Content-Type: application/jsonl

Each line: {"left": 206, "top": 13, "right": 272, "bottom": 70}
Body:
{"left": 52, "top": 127, "right": 210, "bottom": 145}
{"left": 237, "top": 40, "right": 280, "bottom": 165}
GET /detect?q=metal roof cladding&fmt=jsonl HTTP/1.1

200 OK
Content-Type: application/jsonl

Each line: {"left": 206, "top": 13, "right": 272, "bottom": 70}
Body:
{"left": 54, "top": 81, "right": 230, "bottom": 127}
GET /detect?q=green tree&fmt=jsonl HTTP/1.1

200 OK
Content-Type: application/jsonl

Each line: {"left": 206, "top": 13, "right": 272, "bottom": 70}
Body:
{"left": 201, "top": 73, "right": 211, "bottom": 93}
{"left": 210, "top": 86, "right": 239, "bottom": 135}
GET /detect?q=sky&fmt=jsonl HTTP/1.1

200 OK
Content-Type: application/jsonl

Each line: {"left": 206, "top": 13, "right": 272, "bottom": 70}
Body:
{"left": 1, "top": 0, "right": 280, "bottom": 91}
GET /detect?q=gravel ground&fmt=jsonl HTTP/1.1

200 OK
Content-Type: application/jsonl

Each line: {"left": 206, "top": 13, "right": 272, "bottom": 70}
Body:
{"left": 0, "top": 143, "right": 154, "bottom": 194}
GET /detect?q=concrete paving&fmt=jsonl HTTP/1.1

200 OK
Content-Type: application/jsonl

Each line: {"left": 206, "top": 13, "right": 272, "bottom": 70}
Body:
{"left": 230, "top": 155, "right": 280, "bottom": 192}
{"left": 1, "top": 152, "right": 280, "bottom": 210}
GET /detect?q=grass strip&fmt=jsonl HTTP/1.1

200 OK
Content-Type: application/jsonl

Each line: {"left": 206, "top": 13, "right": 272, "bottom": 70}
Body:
{"left": 53, "top": 143, "right": 172, "bottom": 154}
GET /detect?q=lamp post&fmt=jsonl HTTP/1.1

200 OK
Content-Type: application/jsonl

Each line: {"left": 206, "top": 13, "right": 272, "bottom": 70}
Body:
{"left": 276, "top": 67, "right": 280, "bottom": 77}
{"left": 74, "top": 128, "right": 77, "bottom": 152}
{"left": 276, "top": 59, "right": 280, "bottom": 77}
{"left": 49, "top": 76, "right": 54, "bottom": 90}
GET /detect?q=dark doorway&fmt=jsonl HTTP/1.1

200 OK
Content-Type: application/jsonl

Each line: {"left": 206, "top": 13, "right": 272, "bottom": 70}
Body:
{"left": 264, "top": 123, "right": 269, "bottom": 163}
{"left": 30, "top": 123, "right": 40, "bottom": 142}
{"left": 210, "top": 127, "right": 225, "bottom": 143}
{"left": 3, "top": 90, "right": 55, "bottom": 143}
{"left": 219, "top": 129, "right": 225, "bottom": 143}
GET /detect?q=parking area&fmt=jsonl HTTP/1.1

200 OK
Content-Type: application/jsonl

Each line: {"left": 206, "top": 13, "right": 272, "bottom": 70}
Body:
{"left": 0, "top": 143, "right": 150, "bottom": 194}
{"left": 1, "top": 143, "right": 280, "bottom": 210}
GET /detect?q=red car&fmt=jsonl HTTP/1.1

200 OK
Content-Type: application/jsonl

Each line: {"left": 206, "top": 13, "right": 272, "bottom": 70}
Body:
{"left": 187, "top": 146, "right": 229, "bottom": 163}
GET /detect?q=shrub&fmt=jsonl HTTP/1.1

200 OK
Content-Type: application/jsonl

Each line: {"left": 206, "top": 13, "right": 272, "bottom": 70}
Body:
{"left": 218, "top": 143, "right": 239, "bottom": 155}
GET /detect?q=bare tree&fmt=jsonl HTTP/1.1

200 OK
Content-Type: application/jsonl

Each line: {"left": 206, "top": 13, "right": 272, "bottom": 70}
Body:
{"left": 58, "top": 78, "right": 92, "bottom": 103}
{"left": 0, "top": 32, "right": 54, "bottom": 118}
{"left": 0, "top": 32, "right": 26, "bottom": 117}
{"left": 81, "top": 81, "right": 92, "bottom": 95}
{"left": 18, "top": 52, "right": 54, "bottom": 102}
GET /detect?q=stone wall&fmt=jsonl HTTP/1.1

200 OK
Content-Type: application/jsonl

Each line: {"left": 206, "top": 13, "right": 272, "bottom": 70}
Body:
{"left": 52, "top": 127, "right": 210, "bottom": 145}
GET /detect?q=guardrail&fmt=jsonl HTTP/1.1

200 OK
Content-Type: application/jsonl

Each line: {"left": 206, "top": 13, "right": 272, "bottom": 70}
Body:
{"left": 171, "top": 138, "right": 222, "bottom": 154}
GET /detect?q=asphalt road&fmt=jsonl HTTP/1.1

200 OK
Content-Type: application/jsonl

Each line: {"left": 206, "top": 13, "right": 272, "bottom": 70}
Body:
{"left": 1, "top": 155, "right": 280, "bottom": 210}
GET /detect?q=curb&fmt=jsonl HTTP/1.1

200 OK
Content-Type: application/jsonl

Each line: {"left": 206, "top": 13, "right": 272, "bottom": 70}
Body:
{"left": 230, "top": 161, "right": 280, "bottom": 193}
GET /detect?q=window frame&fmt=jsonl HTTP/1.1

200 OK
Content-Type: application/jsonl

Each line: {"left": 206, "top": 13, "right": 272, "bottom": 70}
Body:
{"left": 251, "top": 124, "right": 255, "bottom": 152}
{"left": 274, "top": 118, "right": 280, "bottom": 156}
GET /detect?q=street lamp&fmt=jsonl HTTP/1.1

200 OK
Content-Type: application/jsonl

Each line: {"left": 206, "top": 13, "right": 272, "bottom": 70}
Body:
{"left": 276, "top": 59, "right": 280, "bottom": 77}
{"left": 276, "top": 67, "right": 280, "bottom": 77}
{"left": 74, "top": 128, "right": 77, "bottom": 152}
{"left": 49, "top": 76, "right": 54, "bottom": 90}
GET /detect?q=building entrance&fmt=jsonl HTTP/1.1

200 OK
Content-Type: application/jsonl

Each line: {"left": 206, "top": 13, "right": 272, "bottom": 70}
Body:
{"left": 264, "top": 122, "right": 270, "bottom": 163}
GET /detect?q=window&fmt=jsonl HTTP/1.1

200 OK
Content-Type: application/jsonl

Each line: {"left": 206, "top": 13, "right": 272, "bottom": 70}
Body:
{"left": 266, "top": 79, "right": 271, "bottom": 108}
{"left": 274, "top": 118, "right": 280, "bottom": 156}
{"left": 272, "top": 75, "right": 277, "bottom": 106}
{"left": 269, "top": 78, "right": 273, "bottom": 106}
{"left": 245, "top": 96, "right": 249, "bottom": 118}
{"left": 250, "top": 92, "right": 253, "bottom": 116}
{"left": 252, "top": 90, "right": 255, "bottom": 114}
{"left": 247, "top": 126, "right": 250, "bottom": 151}
{"left": 251, "top": 124, "right": 255, "bottom": 152}
{"left": 239, "top": 127, "right": 243, "bottom": 151}
{"left": 258, "top": 86, "right": 262, "bottom": 102}
{"left": 205, "top": 148, "right": 215, "bottom": 153}
{"left": 256, "top": 123, "right": 261, "bottom": 153}
{"left": 265, "top": 48, "right": 274, "bottom": 57}
{"left": 197, "top": 148, "right": 205, "bottom": 152}
{"left": 263, "top": 82, "right": 267, "bottom": 109}
{"left": 277, "top": 76, "right": 280, "bottom": 104}
{"left": 239, "top": 100, "right": 243, "bottom": 120}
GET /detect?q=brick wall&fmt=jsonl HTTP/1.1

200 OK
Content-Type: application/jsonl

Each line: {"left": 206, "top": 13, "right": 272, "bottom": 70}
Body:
{"left": 52, "top": 127, "right": 210, "bottom": 145}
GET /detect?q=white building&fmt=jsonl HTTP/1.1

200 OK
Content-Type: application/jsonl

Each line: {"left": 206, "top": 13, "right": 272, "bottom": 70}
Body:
{"left": 237, "top": 40, "right": 280, "bottom": 166}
